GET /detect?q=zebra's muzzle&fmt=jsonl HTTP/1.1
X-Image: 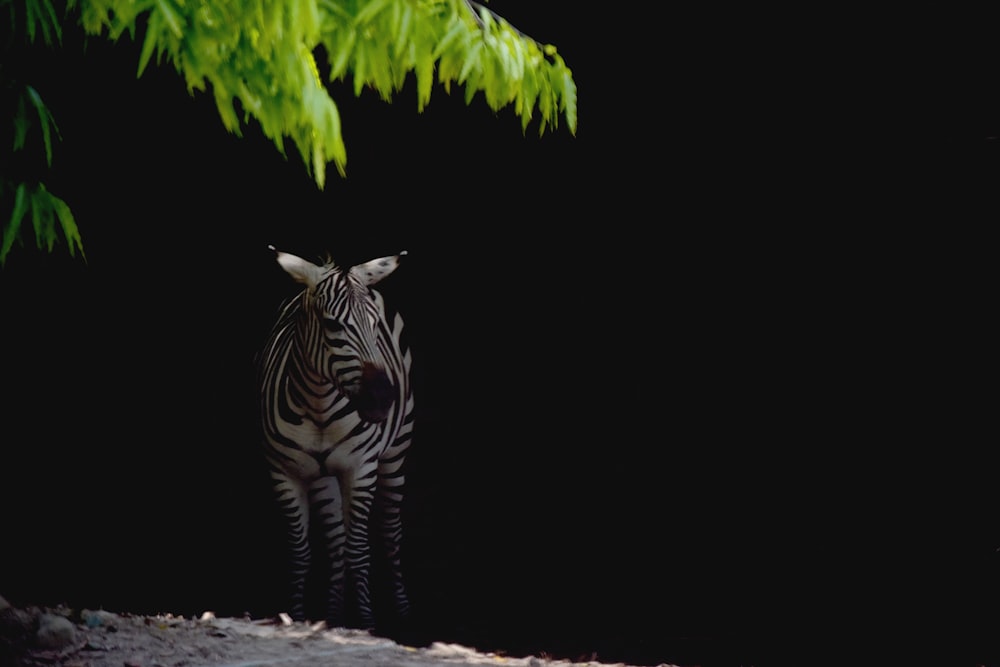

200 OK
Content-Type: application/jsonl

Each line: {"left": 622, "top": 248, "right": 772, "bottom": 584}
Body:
{"left": 352, "top": 363, "right": 395, "bottom": 423}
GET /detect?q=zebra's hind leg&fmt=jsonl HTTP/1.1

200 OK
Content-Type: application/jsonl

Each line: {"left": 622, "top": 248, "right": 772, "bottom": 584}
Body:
{"left": 271, "top": 472, "right": 311, "bottom": 623}
{"left": 311, "top": 475, "right": 348, "bottom": 627}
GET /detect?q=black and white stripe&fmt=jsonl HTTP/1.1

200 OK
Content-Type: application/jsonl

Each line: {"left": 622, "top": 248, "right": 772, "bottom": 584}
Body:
{"left": 258, "top": 246, "right": 414, "bottom": 628}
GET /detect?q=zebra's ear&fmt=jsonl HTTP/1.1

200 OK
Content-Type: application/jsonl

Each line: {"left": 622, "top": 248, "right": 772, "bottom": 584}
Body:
{"left": 350, "top": 251, "right": 407, "bottom": 286}
{"left": 271, "top": 247, "right": 325, "bottom": 288}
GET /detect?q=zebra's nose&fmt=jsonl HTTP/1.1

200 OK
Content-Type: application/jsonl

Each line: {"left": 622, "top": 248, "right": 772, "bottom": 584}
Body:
{"left": 354, "top": 363, "right": 395, "bottom": 423}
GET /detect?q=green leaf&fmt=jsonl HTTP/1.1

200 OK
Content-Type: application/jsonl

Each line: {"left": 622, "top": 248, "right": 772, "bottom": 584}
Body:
{"left": 312, "top": 143, "right": 326, "bottom": 190}
{"left": 431, "top": 16, "right": 465, "bottom": 60}
{"left": 155, "top": 0, "right": 183, "bottom": 38}
{"left": 415, "top": 52, "right": 433, "bottom": 111}
{"left": 355, "top": 0, "right": 392, "bottom": 25}
{"left": 392, "top": 2, "right": 412, "bottom": 57}
{"left": 537, "top": 77, "right": 553, "bottom": 124}
{"left": 319, "top": 0, "right": 352, "bottom": 22}
{"left": 29, "top": 185, "right": 49, "bottom": 250}
{"left": 23, "top": 0, "right": 63, "bottom": 45}
{"left": 517, "top": 69, "right": 538, "bottom": 131}
{"left": 329, "top": 28, "right": 357, "bottom": 79}
{"left": 1, "top": 183, "right": 29, "bottom": 266}
{"left": 40, "top": 0, "right": 62, "bottom": 44}
{"left": 212, "top": 81, "right": 242, "bottom": 134}
{"left": 561, "top": 67, "right": 577, "bottom": 135}
{"left": 368, "top": 44, "right": 393, "bottom": 97}
{"left": 458, "top": 38, "right": 482, "bottom": 83}
{"left": 26, "top": 85, "right": 56, "bottom": 167}
{"left": 25, "top": 0, "right": 38, "bottom": 42}
{"left": 353, "top": 39, "right": 369, "bottom": 96}
{"left": 50, "top": 193, "right": 84, "bottom": 260}
{"left": 476, "top": 4, "right": 492, "bottom": 30}
{"left": 137, "top": 8, "right": 163, "bottom": 76}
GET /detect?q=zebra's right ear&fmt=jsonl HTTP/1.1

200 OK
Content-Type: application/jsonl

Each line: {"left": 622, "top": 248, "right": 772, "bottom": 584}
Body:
{"left": 270, "top": 246, "right": 324, "bottom": 288}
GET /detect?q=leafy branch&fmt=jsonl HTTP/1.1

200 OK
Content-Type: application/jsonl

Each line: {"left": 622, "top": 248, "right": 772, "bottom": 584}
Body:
{"left": 80, "top": 0, "right": 577, "bottom": 187}
{"left": 1, "top": 179, "right": 82, "bottom": 265}
{"left": 1, "top": 0, "right": 84, "bottom": 266}
{"left": 2, "top": 0, "right": 577, "bottom": 266}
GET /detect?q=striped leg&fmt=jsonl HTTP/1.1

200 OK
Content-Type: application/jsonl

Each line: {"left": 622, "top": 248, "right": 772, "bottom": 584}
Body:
{"left": 311, "top": 475, "right": 347, "bottom": 626}
{"left": 344, "top": 478, "right": 378, "bottom": 628}
{"left": 378, "top": 449, "right": 410, "bottom": 620}
{"left": 271, "top": 471, "right": 311, "bottom": 622}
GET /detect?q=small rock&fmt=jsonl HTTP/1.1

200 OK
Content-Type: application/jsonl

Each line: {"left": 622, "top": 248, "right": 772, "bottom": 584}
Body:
{"left": 0, "top": 598, "right": 35, "bottom": 658}
{"left": 81, "top": 608, "right": 120, "bottom": 629}
{"left": 0, "top": 601, "right": 33, "bottom": 638}
{"left": 34, "top": 613, "right": 77, "bottom": 650}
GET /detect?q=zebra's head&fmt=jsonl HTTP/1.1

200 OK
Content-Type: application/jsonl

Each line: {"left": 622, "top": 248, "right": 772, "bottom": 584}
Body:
{"left": 272, "top": 246, "right": 406, "bottom": 423}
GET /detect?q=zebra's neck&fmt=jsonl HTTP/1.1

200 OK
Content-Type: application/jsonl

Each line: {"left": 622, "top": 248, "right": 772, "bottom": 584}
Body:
{"left": 285, "top": 324, "right": 343, "bottom": 408}
{"left": 277, "top": 340, "right": 370, "bottom": 446}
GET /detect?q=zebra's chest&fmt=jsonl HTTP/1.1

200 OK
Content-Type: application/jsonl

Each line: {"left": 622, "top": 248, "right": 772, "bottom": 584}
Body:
{"left": 282, "top": 410, "right": 363, "bottom": 448}
{"left": 273, "top": 411, "right": 389, "bottom": 478}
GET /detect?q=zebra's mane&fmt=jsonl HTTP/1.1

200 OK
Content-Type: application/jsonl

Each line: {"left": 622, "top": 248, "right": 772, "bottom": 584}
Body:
{"left": 271, "top": 253, "right": 339, "bottom": 318}
{"left": 318, "top": 252, "right": 337, "bottom": 269}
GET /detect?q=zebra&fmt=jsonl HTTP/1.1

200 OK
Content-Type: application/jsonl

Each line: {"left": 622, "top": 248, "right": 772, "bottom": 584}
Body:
{"left": 258, "top": 246, "right": 414, "bottom": 629}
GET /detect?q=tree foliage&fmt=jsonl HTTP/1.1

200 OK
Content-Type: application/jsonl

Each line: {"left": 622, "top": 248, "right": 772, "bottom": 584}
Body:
{"left": 1, "top": 0, "right": 84, "bottom": 265}
{"left": 1, "top": 0, "right": 577, "bottom": 266}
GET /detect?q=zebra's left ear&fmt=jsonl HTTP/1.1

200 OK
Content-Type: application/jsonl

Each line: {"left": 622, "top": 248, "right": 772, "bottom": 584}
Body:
{"left": 350, "top": 251, "right": 407, "bottom": 286}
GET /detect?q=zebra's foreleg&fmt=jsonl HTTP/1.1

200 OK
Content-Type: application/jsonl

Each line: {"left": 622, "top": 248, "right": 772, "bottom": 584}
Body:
{"left": 271, "top": 472, "right": 311, "bottom": 623}
{"left": 344, "top": 478, "right": 378, "bottom": 628}
{"left": 310, "top": 475, "right": 347, "bottom": 627}
{"left": 377, "top": 460, "right": 410, "bottom": 620}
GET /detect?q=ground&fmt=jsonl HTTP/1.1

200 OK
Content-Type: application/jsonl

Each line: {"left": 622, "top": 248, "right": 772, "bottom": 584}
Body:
{"left": 1, "top": 602, "right": 675, "bottom": 667}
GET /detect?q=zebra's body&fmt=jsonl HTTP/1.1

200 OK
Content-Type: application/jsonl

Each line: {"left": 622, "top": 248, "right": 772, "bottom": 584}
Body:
{"left": 258, "top": 247, "right": 414, "bottom": 628}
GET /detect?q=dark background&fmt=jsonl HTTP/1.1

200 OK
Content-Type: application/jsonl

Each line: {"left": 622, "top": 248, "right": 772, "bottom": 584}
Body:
{"left": 1, "top": 4, "right": 997, "bottom": 666}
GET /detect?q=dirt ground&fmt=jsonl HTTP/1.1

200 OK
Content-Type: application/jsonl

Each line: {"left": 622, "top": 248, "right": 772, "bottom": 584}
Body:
{"left": 2, "top": 605, "right": 673, "bottom": 667}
